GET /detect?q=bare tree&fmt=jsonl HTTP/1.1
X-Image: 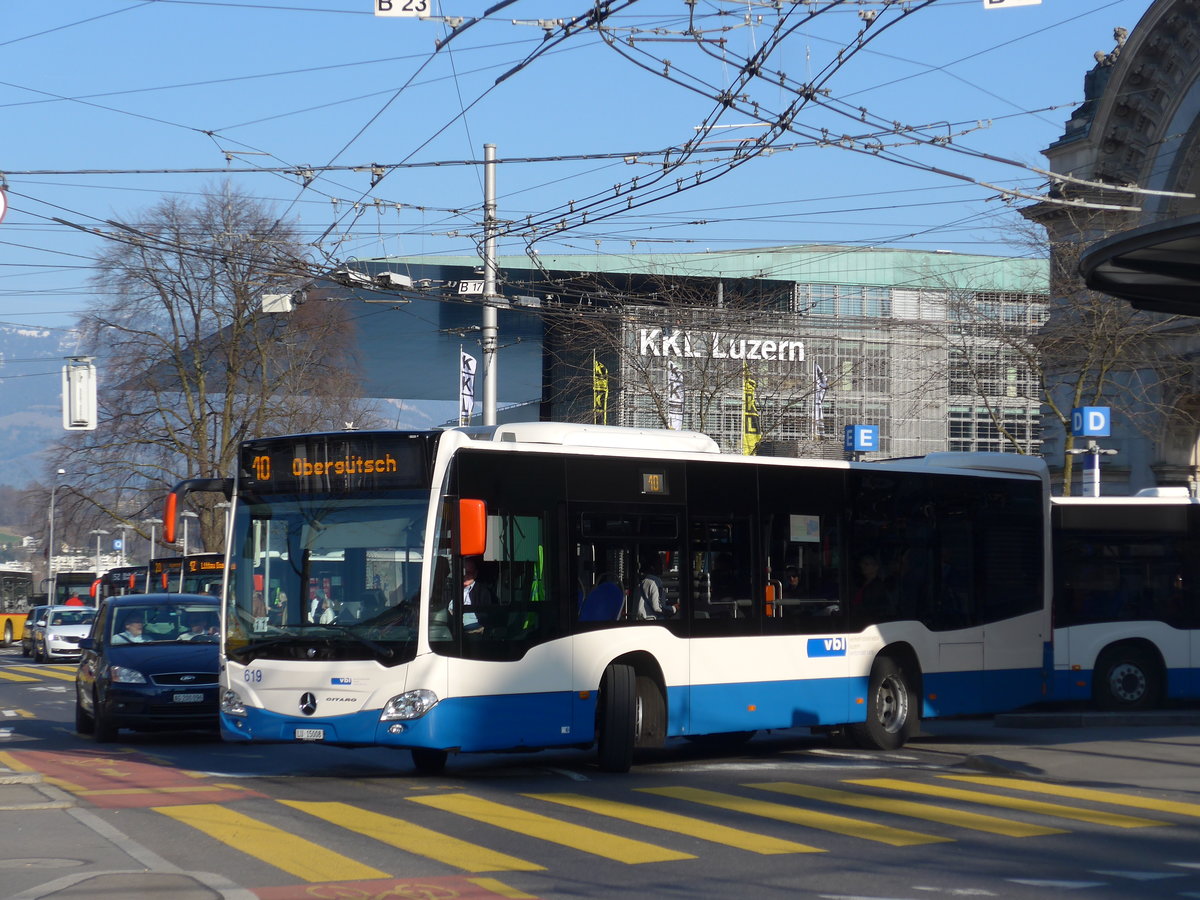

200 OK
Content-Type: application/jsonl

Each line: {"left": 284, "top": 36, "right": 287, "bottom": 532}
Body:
{"left": 49, "top": 182, "right": 383, "bottom": 554}
{"left": 1037, "top": 232, "right": 1199, "bottom": 493}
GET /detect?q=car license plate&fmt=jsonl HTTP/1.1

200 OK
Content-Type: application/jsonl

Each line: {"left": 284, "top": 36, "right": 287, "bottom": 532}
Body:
{"left": 295, "top": 728, "right": 325, "bottom": 741}
{"left": 172, "top": 693, "right": 204, "bottom": 703}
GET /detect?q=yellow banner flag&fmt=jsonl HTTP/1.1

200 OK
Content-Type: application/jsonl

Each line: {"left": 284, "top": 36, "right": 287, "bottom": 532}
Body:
{"left": 742, "top": 365, "right": 761, "bottom": 456}
{"left": 593, "top": 356, "right": 609, "bottom": 425}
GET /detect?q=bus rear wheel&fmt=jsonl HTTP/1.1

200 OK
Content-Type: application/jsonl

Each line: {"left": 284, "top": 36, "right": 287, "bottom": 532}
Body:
{"left": 1094, "top": 646, "right": 1161, "bottom": 711}
{"left": 848, "top": 655, "right": 918, "bottom": 751}
{"left": 597, "top": 662, "right": 636, "bottom": 772}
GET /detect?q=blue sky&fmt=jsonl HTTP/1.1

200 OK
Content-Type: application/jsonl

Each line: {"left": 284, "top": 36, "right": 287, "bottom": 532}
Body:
{"left": 0, "top": 0, "right": 1150, "bottom": 341}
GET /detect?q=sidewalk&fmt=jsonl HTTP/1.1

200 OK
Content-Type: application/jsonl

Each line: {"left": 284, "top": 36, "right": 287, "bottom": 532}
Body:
{"left": 0, "top": 764, "right": 253, "bottom": 900}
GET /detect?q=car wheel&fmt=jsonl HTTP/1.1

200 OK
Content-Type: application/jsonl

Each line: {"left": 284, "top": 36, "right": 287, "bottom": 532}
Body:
{"left": 21, "top": 642, "right": 29, "bottom": 658}
{"left": 33, "top": 643, "right": 44, "bottom": 664}
{"left": 93, "top": 692, "right": 118, "bottom": 743}
{"left": 75, "top": 689, "right": 94, "bottom": 736}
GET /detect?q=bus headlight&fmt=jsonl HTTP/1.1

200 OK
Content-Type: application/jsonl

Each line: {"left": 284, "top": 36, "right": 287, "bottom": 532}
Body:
{"left": 221, "top": 689, "right": 248, "bottom": 717}
{"left": 380, "top": 689, "right": 439, "bottom": 721}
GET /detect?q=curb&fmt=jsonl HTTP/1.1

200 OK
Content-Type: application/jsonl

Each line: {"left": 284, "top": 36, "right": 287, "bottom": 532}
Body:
{"left": 995, "top": 709, "right": 1200, "bottom": 729}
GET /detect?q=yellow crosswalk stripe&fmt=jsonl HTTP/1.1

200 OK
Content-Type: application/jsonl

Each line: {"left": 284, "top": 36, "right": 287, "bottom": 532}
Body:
{"left": 9, "top": 666, "right": 76, "bottom": 682}
{"left": 0, "top": 671, "right": 38, "bottom": 683}
{"left": 848, "top": 779, "right": 1166, "bottom": 829}
{"left": 748, "top": 781, "right": 1067, "bottom": 838}
{"left": 409, "top": 793, "right": 694, "bottom": 864}
{"left": 528, "top": 792, "right": 823, "bottom": 854}
{"left": 941, "top": 776, "right": 1200, "bottom": 819}
{"left": 639, "top": 786, "right": 950, "bottom": 847}
{"left": 155, "top": 803, "right": 390, "bottom": 882}
{"left": 281, "top": 800, "right": 545, "bottom": 873}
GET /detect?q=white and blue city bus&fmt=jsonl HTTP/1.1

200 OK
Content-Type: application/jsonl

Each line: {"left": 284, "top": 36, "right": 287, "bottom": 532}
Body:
{"left": 1051, "top": 489, "right": 1200, "bottom": 709}
{"left": 166, "top": 422, "right": 1051, "bottom": 772}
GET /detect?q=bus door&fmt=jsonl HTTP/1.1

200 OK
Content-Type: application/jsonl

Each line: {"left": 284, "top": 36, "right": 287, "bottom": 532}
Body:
{"left": 757, "top": 465, "right": 852, "bottom": 726}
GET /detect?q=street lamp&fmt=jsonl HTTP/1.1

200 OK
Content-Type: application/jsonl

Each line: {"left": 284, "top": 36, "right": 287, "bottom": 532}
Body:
{"left": 89, "top": 529, "right": 110, "bottom": 576}
{"left": 180, "top": 510, "right": 199, "bottom": 556}
{"left": 215, "top": 501, "right": 232, "bottom": 549}
{"left": 46, "top": 469, "right": 66, "bottom": 581}
{"left": 142, "top": 517, "right": 162, "bottom": 564}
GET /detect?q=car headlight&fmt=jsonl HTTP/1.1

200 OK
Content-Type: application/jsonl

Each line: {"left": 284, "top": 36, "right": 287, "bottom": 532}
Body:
{"left": 109, "top": 665, "right": 147, "bottom": 684}
{"left": 380, "top": 689, "right": 439, "bottom": 721}
{"left": 221, "top": 689, "right": 247, "bottom": 717}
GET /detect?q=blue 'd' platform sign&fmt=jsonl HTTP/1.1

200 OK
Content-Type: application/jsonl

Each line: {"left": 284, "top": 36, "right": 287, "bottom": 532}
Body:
{"left": 1071, "top": 406, "right": 1110, "bottom": 437}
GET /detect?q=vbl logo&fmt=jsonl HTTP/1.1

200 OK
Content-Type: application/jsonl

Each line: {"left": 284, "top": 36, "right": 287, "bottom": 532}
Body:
{"left": 807, "top": 636, "right": 847, "bottom": 657}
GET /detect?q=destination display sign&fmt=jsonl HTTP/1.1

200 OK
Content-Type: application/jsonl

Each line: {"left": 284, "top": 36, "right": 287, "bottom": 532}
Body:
{"left": 239, "top": 432, "right": 438, "bottom": 494}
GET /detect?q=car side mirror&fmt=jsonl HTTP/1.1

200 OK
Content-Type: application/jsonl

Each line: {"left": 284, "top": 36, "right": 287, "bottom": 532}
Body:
{"left": 35, "top": 619, "right": 46, "bottom": 627}
{"left": 78, "top": 637, "right": 95, "bottom": 651}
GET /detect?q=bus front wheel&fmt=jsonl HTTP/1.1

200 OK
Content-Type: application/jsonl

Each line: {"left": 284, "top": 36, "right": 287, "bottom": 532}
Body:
{"left": 597, "top": 662, "right": 636, "bottom": 772}
{"left": 2, "top": 621, "right": 12, "bottom": 647}
{"left": 1093, "top": 646, "right": 1161, "bottom": 711}
{"left": 848, "top": 655, "right": 918, "bottom": 751}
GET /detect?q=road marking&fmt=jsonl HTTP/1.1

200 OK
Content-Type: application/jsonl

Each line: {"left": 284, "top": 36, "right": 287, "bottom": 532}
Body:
{"left": 281, "top": 800, "right": 544, "bottom": 873}
{"left": 848, "top": 779, "right": 1166, "bottom": 828}
{"left": 639, "top": 786, "right": 951, "bottom": 847}
{"left": 9, "top": 666, "right": 76, "bottom": 682}
{"left": 0, "top": 750, "right": 33, "bottom": 772}
{"left": 155, "top": 803, "right": 390, "bottom": 882}
{"left": 1008, "top": 879, "right": 1106, "bottom": 888}
{"left": 0, "top": 671, "right": 37, "bottom": 683}
{"left": 410, "top": 792, "right": 694, "bottom": 864}
{"left": 528, "top": 791, "right": 823, "bottom": 854}
{"left": 942, "top": 776, "right": 1200, "bottom": 820}
{"left": 1, "top": 709, "right": 34, "bottom": 718}
{"left": 467, "top": 876, "right": 540, "bottom": 898}
{"left": 1091, "top": 870, "right": 1184, "bottom": 880}
{"left": 747, "top": 781, "right": 1067, "bottom": 837}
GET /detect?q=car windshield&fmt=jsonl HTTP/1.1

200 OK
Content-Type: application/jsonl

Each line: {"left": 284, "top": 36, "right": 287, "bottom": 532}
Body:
{"left": 110, "top": 604, "right": 217, "bottom": 644}
{"left": 50, "top": 610, "right": 95, "bottom": 627}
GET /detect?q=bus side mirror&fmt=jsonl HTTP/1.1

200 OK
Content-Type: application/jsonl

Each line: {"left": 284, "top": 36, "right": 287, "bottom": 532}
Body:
{"left": 458, "top": 499, "right": 487, "bottom": 557}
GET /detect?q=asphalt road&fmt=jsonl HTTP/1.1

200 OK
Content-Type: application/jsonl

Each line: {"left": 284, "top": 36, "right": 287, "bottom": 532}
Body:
{"left": 2, "top": 643, "right": 1199, "bottom": 900}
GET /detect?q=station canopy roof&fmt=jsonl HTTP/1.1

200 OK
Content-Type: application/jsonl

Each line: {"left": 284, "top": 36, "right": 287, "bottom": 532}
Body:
{"left": 1080, "top": 214, "right": 1200, "bottom": 315}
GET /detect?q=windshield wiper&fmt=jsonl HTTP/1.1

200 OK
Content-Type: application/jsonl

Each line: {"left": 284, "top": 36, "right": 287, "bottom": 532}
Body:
{"left": 238, "top": 623, "right": 396, "bottom": 659}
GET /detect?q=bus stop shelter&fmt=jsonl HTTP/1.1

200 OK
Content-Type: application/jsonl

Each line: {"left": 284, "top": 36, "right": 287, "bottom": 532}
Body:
{"left": 1080, "top": 213, "right": 1200, "bottom": 315}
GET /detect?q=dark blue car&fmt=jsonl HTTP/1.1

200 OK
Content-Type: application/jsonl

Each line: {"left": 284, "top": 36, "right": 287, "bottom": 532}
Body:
{"left": 75, "top": 593, "right": 220, "bottom": 742}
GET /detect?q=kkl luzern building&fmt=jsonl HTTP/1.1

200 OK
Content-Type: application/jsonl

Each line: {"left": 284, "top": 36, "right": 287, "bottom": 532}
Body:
{"left": 348, "top": 245, "right": 1046, "bottom": 458}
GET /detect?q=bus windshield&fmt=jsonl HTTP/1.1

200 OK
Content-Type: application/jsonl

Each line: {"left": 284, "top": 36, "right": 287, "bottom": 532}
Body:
{"left": 226, "top": 492, "right": 430, "bottom": 665}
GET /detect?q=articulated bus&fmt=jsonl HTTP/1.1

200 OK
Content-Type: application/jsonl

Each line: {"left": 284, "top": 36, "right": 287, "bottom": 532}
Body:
{"left": 0, "top": 569, "right": 33, "bottom": 611}
{"left": 1051, "top": 490, "right": 1200, "bottom": 709}
{"left": 0, "top": 569, "right": 34, "bottom": 646}
{"left": 52, "top": 572, "right": 98, "bottom": 606}
{"left": 167, "top": 423, "right": 1051, "bottom": 772}
{"left": 93, "top": 565, "right": 149, "bottom": 601}
{"left": 149, "top": 554, "right": 225, "bottom": 595}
